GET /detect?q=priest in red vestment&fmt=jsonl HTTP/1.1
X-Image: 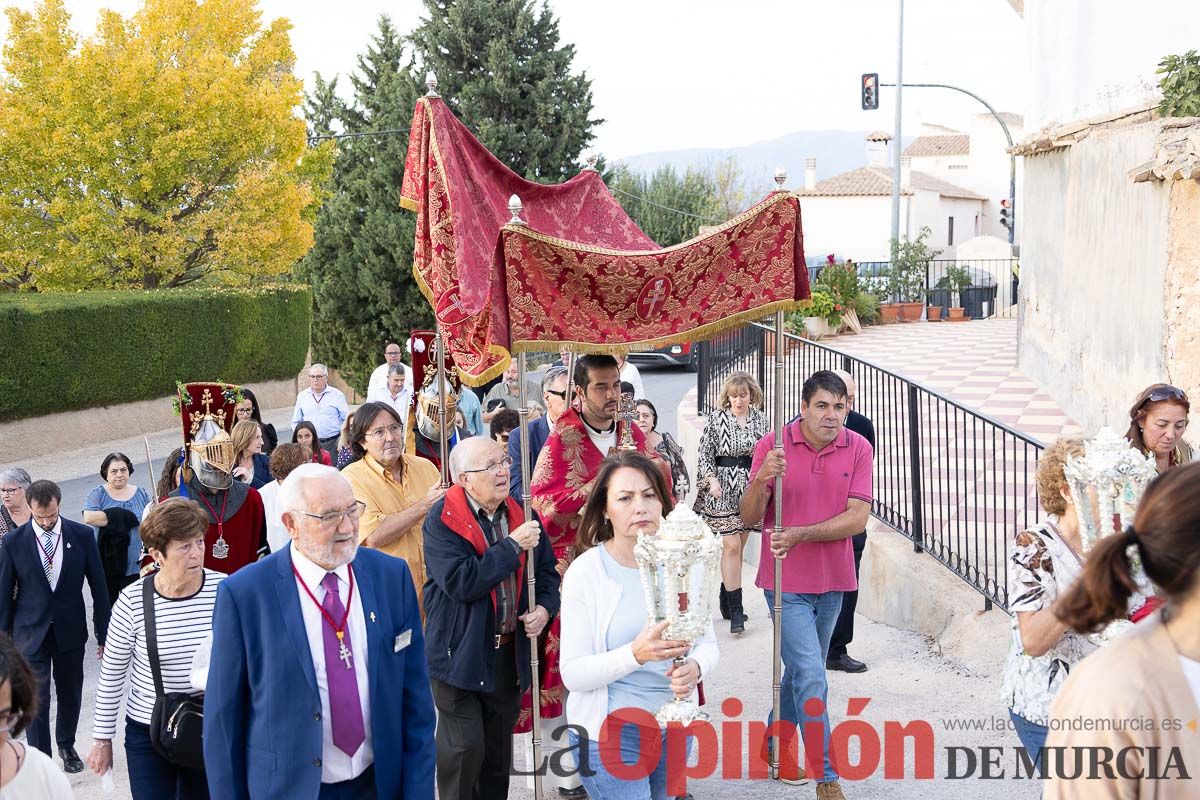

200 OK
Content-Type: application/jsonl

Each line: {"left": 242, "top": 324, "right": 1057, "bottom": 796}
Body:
{"left": 519, "top": 355, "right": 670, "bottom": 788}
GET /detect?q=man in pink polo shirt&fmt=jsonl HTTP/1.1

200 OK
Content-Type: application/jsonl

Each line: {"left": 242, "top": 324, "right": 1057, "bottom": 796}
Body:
{"left": 740, "top": 371, "right": 873, "bottom": 800}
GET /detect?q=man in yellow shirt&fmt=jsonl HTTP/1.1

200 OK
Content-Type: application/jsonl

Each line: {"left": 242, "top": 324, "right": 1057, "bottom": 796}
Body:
{"left": 342, "top": 401, "right": 446, "bottom": 612}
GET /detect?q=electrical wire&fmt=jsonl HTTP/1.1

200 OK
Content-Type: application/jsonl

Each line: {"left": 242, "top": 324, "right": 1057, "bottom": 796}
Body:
{"left": 608, "top": 185, "right": 723, "bottom": 224}
{"left": 307, "top": 127, "right": 410, "bottom": 142}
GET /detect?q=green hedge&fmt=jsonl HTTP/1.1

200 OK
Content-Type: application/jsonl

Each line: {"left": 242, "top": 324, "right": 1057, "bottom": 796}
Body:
{"left": 0, "top": 285, "right": 311, "bottom": 422}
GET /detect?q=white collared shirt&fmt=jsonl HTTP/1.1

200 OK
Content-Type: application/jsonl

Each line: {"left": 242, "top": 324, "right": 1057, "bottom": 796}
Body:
{"left": 367, "top": 362, "right": 413, "bottom": 400}
{"left": 365, "top": 384, "right": 412, "bottom": 423}
{"left": 36, "top": 518, "right": 65, "bottom": 591}
{"left": 291, "top": 386, "right": 350, "bottom": 440}
{"left": 290, "top": 546, "right": 373, "bottom": 783}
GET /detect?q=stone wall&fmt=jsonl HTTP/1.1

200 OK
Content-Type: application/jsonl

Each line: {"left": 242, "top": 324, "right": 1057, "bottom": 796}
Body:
{"left": 1016, "top": 117, "right": 1200, "bottom": 437}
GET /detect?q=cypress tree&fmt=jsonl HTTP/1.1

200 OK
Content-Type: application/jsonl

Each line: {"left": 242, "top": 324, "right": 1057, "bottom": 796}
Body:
{"left": 298, "top": 18, "right": 432, "bottom": 395}
{"left": 408, "top": 0, "right": 601, "bottom": 181}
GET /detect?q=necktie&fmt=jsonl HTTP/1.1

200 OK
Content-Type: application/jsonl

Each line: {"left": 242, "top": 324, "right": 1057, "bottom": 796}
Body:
{"left": 321, "top": 573, "right": 365, "bottom": 757}
{"left": 41, "top": 530, "right": 55, "bottom": 584}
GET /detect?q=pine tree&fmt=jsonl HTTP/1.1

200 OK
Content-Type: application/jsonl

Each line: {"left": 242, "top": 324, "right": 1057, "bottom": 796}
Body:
{"left": 408, "top": 0, "right": 600, "bottom": 181}
{"left": 297, "top": 17, "right": 432, "bottom": 395}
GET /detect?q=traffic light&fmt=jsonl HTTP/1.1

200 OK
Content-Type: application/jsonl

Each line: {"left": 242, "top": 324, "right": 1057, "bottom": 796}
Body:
{"left": 999, "top": 198, "right": 1012, "bottom": 229}
{"left": 862, "top": 73, "right": 879, "bottom": 110}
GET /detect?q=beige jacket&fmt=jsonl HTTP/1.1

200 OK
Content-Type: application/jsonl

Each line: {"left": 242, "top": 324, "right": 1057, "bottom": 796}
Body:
{"left": 1045, "top": 612, "right": 1200, "bottom": 799}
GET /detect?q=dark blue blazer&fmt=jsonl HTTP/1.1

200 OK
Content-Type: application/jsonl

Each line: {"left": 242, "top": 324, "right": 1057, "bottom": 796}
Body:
{"left": 0, "top": 519, "right": 110, "bottom": 655}
{"left": 203, "top": 545, "right": 435, "bottom": 800}
{"left": 507, "top": 415, "right": 550, "bottom": 501}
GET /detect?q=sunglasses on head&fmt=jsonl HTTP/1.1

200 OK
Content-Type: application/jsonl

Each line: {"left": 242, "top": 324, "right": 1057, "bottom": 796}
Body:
{"left": 1141, "top": 386, "right": 1187, "bottom": 407}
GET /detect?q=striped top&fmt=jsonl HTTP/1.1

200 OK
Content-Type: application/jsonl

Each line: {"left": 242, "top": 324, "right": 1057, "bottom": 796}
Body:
{"left": 92, "top": 569, "right": 224, "bottom": 737}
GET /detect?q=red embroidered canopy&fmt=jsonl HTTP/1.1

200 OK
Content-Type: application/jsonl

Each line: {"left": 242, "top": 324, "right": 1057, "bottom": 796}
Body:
{"left": 400, "top": 95, "right": 809, "bottom": 385}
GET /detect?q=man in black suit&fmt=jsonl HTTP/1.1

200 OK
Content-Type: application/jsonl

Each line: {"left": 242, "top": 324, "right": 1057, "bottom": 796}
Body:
{"left": 0, "top": 479, "right": 110, "bottom": 771}
{"left": 507, "top": 366, "right": 568, "bottom": 502}
{"left": 827, "top": 370, "right": 875, "bottom": 673}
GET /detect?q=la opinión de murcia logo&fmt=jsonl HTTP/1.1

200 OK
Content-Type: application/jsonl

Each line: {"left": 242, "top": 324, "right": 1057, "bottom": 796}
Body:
{"left": 509, "top": 698, "right": 1194, "bottom": 793}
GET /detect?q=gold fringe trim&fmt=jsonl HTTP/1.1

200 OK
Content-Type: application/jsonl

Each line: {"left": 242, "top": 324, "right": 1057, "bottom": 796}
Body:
{"left": 507, "top": 299, "right": 802, "bottom": 356}
{"left": 399, "top": 195, "right": 418, "bottom": 212}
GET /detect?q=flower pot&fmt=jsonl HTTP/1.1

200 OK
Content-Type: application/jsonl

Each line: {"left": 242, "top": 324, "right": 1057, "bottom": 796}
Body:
{"left": 926, "top": 305, "right": 942, "bottom": 322}
{"left": 803, "top": 316, "right": 833, "bottom": 340}
{"left": 764, "top": 335, "right": 802, "bottom": 355}
{"left": 898, "top": 302, "right": 925, "bottom": 322}
{"left": 948, "top": 307, "right": 968, "bottom": 322}
{"left": 880, "top": 303, "right": 901, "bottom": 324}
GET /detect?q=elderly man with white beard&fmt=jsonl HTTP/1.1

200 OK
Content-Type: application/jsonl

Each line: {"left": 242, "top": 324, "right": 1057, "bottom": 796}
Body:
{"left": 204, "top": 464, "right": 436, "bottom": 800}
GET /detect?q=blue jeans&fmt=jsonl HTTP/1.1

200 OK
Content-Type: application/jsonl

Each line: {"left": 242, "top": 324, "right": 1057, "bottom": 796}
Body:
{"left": 763, "top": 589, "right": 843, "bottom": 783}
{"left": 569, "top": 723, "right": 692, "bottom": 800}
{"left": 1009, "top": 710, "right": 1049, "bottom": 777}
{"left": 124, "top": 718, "right": 209, "bottom": 800}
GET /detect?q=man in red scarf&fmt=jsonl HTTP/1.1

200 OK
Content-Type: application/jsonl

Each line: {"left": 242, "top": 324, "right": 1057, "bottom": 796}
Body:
{"left": 524, "top": 354, "right": 669, "bottom": 796}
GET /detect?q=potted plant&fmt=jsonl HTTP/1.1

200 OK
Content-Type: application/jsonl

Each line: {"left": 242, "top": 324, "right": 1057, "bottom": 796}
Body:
{"left": 815, "top": 256, "right": 863, "bottom": 333}
{"left": 887, "top": 227, "right": 941, "bottom": 321}
{"left": 797, "top": 289, "right": 841, "bottom": 340}
{"left": 926, "top": 303, "right": 943, "bottom": 322}
{"left": 765, "top": 312, "right": 805, "bottom": 354}
{"left": 943, "top": 265, "right": 972, "bottom": 322}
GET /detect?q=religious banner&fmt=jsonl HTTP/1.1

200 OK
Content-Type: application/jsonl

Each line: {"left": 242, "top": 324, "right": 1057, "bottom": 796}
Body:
{"left": 400, "top": 94, "right": 810, "bottom": 384}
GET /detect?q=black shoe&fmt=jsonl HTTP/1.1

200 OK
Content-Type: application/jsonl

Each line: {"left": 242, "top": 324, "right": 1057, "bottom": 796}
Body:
{"left": 558, "top": 786, "right": 588, "bottom": 799}
{"left": 676, "top": 795, "right": 695, "bottom": 800}
{"left": 61, "top": 745, "right": 84, "bottom": 774}
{"left": 728, "top": 588, "right": 745, "bottom": 634}
{"left": 718, "top": 584, "right": 730, "bottom": 620}
{"left": 826, "top": 653, "right": 868, "bottom": 673}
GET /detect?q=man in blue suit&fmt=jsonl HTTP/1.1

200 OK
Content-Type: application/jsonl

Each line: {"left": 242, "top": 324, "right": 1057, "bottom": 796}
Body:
{"left": 508, "top": 365, "right": 569, "bottom": 501}
{"left": 204, "top": 463, "right": 435, "bottom": 799}
{"left": 0, "top": 479, "right": 109, "bottom": 772}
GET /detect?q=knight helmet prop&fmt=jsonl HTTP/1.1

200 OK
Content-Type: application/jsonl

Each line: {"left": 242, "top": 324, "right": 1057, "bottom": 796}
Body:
{"left": 410, "top": 330, "right": 461, "bottom": 441}
{"left": 176, "top": 382, "right": 242, "bottom": 491}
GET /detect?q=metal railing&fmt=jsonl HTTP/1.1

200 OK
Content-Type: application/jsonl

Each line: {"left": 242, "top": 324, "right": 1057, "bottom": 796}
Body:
{"left": 810, "top": 258, "right": 1019, "bottom": 319}
{"left": 697, "top": 321, "right": 1045, "bottom": 612}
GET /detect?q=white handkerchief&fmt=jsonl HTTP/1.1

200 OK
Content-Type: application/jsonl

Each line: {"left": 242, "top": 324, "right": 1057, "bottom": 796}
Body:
{"left": 394, "top": 629, "right": 412, "bottom": 652}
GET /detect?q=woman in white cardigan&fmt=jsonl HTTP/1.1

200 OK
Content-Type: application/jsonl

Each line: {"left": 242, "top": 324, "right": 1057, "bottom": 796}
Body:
{"left": 560, "top": 452, "right": 719, "bottom": 800}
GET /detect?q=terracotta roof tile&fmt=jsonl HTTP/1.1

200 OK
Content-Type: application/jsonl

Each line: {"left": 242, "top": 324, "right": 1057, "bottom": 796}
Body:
{"left": 903, "top": 134, "right": 970, "bottom": 157}
{"left": 799, "top": 166, "right": 986, "bottom": 201}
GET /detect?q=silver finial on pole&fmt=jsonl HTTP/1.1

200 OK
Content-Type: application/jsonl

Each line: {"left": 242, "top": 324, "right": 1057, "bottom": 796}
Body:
{"left": 583, "top": 152, "right": 599, "bottom": 172}
{"left": 425, "top": 71, "right": 439, "bottom": 98}
{"left": 507, "top": 194, "right": 527, "bottom": 226}
{"left": 774, "top": 166, "right": 787, "bottom": 192}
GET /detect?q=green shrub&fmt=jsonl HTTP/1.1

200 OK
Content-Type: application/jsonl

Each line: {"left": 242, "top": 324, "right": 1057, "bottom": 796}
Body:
{"left": 853, "top": 292, "right": 880, "bottom": 324}
{"left": 0, "top": 285, "right": 311, "bottom": 421}
{"left": 815, "top": 263, "right": 859, "bottom": 307}
{"left": 1157, "top": 50, "right": 1200, "bottom": 117}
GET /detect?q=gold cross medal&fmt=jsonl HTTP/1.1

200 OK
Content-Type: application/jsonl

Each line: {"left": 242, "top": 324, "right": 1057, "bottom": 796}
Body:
{"left": 336, "top": 630, "right": 353, "bottom": 670}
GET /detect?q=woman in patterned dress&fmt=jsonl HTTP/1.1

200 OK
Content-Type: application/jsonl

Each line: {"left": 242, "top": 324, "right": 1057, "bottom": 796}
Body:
{"left": 635, "top": 400, "right": 690, "bottom": 500}
{"left": 693, "top": 372, "right": 768, "bottom": 634}
{"left": 1001, "top": 436, "right": 1096, "bottom": 772}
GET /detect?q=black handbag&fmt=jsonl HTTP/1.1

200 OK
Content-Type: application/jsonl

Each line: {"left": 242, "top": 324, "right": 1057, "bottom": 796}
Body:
{"left": 142, "top": 577, "right": 206, "bottom": 769}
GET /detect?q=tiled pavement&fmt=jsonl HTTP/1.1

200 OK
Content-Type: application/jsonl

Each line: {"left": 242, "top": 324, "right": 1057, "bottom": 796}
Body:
{"left": 823, "top": 317, "right": 1084, "bottom": 443}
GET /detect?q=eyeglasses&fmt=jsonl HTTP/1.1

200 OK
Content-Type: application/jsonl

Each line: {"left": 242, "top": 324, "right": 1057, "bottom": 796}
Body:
{"left": 365, "top": 423, "right": 405, "bottom": 441}
{"left": 545, "top": 389, "right": 567, "bottom": 400}
{"left": 236, "top": 407, "right": 253, "bottom": 416}
{"left": 463, "top": 456, "right": 514, "bottom": 474}
{"left": 385, "top": 351, "right": 402, "bottom": 357}
{"left": 308, "top": 373, "right": 327, "bottom": 380}
{"left": 0, "top": 711, "right": 21, "bottom": 733}
{"left": 299, "top": 501, "right": 366, "bottom": 529}
{"left": 0, "top": 487, "right": 22, "bottom": 495}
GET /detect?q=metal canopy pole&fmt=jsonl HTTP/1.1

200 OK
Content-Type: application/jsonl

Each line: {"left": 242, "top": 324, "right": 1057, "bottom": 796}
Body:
{"left": 769, "top": 317, "right": 786, "bottom": 779}
{"left": 435, "top": 326, "right": 450, "bottom": 488}
{"left": 509, "top": 197, "right": 544, "bottom": 800}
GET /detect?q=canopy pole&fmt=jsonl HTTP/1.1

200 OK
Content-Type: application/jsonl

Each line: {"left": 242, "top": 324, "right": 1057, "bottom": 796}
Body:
{"left": 435, "top": 326, "right": 450, "bottom": 488}
{"left": 770, "top": 309, "right": 785, "bottom": 780}
{"left": 518, "top": 351, "right": 544, "bottom": 800}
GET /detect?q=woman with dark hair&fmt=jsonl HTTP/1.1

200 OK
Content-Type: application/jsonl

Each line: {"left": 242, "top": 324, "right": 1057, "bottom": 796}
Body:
{"left": 635, "top": 400, "right": 691, "bottom": 500}
{"left": 235, "top": 388, "right": 278, "bottom": 454}
{"left": 0, "top": 468, "right": 32, "bottom": 543}
{"left": 83, "top": 452, "right": 152, "bottom": 606}
{"left": 1125, "top": 383, "right": 1193, "bottom": 473}
{"left": 1045, "top": 463, "right": 1200, "bottom": 799}
{"left": 560, "top": 452, "right": 718, "bottom": 800}
{"left": 152, "top": 448, "right": 184, "bottom": 504}
{"left": 0, "top": 633, "right": 71, "bottom": 798}
{"left": 291, "top": 421, "right": 332, "bottom": 466}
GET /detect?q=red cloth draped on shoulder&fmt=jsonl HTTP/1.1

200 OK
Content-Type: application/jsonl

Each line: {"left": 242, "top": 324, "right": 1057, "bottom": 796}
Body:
{"left": 400, "top": 96, "right": 808, "bottom": 386}
{"left": 512, "top": 409, "right": 669, "bottom": 733}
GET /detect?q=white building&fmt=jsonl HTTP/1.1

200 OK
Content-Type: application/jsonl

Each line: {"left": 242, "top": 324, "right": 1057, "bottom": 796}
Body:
{"left": 798, "top": 132, "right": 987, "bottom": 261}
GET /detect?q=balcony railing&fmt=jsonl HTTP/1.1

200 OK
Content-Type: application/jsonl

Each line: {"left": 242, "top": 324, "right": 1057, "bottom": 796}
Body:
{"left": 809, "top": 258, "right": 1019, "bottom": 319}
{"left": 697, "top": 321, "right": 1044, "bottom": 612}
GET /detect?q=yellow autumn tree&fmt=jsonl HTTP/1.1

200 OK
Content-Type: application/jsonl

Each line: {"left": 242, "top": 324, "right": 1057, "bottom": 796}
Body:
{"left": 0, "top": 0, "right": 333, "bottom": 289}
